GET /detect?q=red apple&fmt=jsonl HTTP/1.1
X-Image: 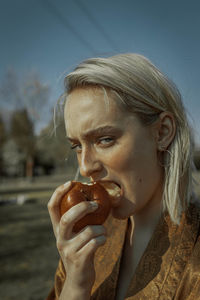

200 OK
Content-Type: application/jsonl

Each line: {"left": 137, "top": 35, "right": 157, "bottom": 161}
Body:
{"left": 60, "top": 181, "right": 112, "bottom": 233}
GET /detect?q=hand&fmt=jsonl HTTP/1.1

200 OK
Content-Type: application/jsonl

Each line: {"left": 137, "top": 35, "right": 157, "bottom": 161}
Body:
{"left": 47, "top": 181, "right": 107, "bottom": 298}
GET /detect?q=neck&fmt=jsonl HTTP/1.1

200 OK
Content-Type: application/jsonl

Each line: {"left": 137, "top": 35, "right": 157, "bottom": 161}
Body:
{"left": 129, "top": 196, "right": 162, "bottom": 244}
{"left": 119, "top": 195, "right": 162, "bottom": 285}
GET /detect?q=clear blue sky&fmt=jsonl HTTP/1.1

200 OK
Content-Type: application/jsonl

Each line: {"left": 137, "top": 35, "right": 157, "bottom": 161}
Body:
{"left": 0, "top": 0, "right": 200, "bottom": 145}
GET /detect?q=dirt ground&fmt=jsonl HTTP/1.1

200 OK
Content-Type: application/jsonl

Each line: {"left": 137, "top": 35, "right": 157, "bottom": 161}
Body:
{"left": 0, "top": 198, "right": 59, "bottom": 300}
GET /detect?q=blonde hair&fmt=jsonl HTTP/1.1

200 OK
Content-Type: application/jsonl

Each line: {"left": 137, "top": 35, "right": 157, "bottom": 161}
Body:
{"left": 64, "top": 53, "right": 194, "bottom": 224}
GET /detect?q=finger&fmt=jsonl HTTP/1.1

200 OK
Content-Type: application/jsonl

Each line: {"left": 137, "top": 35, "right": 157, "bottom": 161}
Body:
{"left": 48, "top": 181, "right": 74, "bottom": 236}
{"left": 70, "top": 225, "right": 107, "bottom": 252}
{"left": 78, "top": 235, "right": 107, "bottom": 259}
{"left": 59, "top": 201, "right": 98, "bottom": 239}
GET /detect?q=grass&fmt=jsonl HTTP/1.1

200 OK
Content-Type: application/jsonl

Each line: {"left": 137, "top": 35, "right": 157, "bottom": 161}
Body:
{"left": 0, "top": 198, "right": 59, "bottom": 300}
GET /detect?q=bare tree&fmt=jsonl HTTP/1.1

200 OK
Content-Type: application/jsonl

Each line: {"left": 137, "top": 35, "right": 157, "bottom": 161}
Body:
{"left": 0, "top": 68, "right": 51, "bottom": 177}
{"left": 22, "top": 73, "right": 50, "bottom": 130}
{"left": 0, "top": 68, "right": 50, "bottom": 130}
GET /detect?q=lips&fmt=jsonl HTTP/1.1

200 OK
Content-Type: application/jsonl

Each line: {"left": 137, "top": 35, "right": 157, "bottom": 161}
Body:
{"left": 96, "top": 180, "right": 123, "bottom": 208}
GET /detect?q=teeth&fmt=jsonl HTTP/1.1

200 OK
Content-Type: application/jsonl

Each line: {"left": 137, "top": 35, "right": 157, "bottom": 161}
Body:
{"left": 99, "top": 181, "right": 121, "bottom": 198}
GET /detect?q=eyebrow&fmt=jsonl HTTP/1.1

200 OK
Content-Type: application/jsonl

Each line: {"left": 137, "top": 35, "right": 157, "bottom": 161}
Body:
{"left": 67, "top": 125, "right": 122, "bottom": 142}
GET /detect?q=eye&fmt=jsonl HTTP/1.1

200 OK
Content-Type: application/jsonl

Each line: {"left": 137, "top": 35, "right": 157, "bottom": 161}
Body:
{"left": 70, "top": 143, "right": 82, "bottom": 153}
{"left": 97, "top": 137, "right": 114, "bottom": 146}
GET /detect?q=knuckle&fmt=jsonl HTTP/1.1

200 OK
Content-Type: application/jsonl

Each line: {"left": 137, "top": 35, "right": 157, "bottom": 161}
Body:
{"left": 55, "top": 184, "right": 65, "bottom": 196}
{"left": 47, "top": 201, "right": 53, "bottom": 211}
{"left": 47, "top": 184, "right": 65, "bottom": 211}
{"left": 60, "top": 216, "right": 68, "bottom": 226}
{"left": 56, "top": 239, "right": 64, "bottom": 252}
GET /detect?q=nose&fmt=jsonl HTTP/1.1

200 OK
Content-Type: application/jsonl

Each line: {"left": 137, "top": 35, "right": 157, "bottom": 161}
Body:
{"left": 79, "top": 146, "right": 102, "bottom": 178}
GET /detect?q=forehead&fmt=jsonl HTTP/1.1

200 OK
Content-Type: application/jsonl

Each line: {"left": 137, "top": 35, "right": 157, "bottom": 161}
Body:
{"left": 64, "top": 87, "right": 132, "bottom": 137}
{"left": 65, "top": 87, "right": 122, "bottom": 116}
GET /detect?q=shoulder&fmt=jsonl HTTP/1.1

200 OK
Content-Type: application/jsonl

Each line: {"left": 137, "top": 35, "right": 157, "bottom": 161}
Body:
{"left": 186, "top": 200, "right": 200, "bottom": 265}
{"left": 186, "top": 197, "right": 200, "bottom": 229}
{"left": 180, "top": 199, "right": 200, "bottom": 277}
{"left": 174, "top": 200, "right": 200, "bottom": 298}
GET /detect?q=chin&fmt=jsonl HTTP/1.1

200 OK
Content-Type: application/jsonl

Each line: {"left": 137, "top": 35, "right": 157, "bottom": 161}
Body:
{"left": 111, "top": 198, "right": 136, "bottom": 220}
{"left": 111, "top": 207, "right": 129, "bottom": 220}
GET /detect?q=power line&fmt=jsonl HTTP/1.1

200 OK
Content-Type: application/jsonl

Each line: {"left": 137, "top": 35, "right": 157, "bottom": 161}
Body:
{"left": 40, "top": 0, "right": 97, "bottom": 54}
{"left": 75, "top": 0, "right": 118, "bottom": 51}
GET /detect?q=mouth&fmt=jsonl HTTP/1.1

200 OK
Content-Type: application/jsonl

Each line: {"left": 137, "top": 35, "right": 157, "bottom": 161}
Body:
{"left": 97, "top": 180, "right": 122, "bottom": 198}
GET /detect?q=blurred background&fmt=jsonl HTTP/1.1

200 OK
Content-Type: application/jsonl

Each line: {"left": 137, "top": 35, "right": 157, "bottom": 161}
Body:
{"left": 0, "top": 0, "right": 200, "bottom": 299}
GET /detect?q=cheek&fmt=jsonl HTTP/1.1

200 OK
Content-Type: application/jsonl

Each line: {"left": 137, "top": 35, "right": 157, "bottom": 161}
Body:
{"left": 103, "top": 146, "right": 134, "bottom": 172}
{"left": 115, "top": 143, "right": 160, "bottom": 183}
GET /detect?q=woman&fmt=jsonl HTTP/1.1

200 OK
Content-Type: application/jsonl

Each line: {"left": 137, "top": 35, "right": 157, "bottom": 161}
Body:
{"left": 46, "top": 54, "right": 200, "bottom": 300}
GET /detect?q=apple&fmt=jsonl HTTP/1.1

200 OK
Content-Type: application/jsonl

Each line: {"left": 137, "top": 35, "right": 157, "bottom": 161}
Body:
{"left": 60, "top": 181, "right": 113, "bottom": 233}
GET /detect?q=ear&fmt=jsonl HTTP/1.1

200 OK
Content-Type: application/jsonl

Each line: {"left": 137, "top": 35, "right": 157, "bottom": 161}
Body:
{"left": 155, "top": 112, "right": 176, "bottom": 151}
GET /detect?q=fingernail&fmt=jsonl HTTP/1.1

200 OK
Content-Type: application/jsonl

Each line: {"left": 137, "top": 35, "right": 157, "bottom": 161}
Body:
{"left": 90, "top": 201, "right": 98, "bottom": 210}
